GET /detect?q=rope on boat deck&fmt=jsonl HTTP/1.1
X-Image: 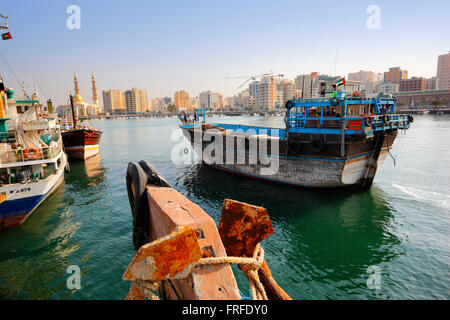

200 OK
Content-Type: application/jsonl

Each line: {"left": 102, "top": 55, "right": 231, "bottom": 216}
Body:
{"left": 134, "top": 244, "right": 267, "bottom": 300}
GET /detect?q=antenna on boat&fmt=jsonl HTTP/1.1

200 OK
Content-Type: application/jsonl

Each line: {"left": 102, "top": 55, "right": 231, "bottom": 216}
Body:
{"left": 334, "top": 46, "right": 338, "bottom": 76}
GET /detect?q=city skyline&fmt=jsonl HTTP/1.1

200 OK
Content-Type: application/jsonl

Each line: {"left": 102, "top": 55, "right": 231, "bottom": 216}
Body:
{"left": 0, "top": 0, "right": 449, "bottom": 106}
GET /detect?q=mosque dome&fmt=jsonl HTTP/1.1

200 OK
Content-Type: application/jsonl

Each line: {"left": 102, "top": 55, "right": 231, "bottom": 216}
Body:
{"left": 74, "top": 94, "right": 84, "bottom": 103}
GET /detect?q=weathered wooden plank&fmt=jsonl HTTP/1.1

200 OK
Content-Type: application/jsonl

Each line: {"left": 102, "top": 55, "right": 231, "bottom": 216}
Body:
{"left": 146, "top": 186, "right": 241, "bottom": 300}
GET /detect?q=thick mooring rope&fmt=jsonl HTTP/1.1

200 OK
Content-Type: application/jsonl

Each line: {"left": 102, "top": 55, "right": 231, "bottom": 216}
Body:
{"left": 134, "top": 244, "right": 267, "bottom": 300}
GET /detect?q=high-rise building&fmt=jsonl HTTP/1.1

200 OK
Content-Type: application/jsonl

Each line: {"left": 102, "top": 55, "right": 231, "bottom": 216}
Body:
{"left": 384, "top": 67, "right": 408, "bottom": 84}
{"left": 348, "top": 70, "right": 378, "bottom": 84}
{"left": 249, "top": 81, "right": 260, "bottom": 99}
{"left": 174, "top": 90, "right": 191, "bottom": 110}
{"left": 437, "top": 52, "right": 450, "bottom": 89}
{"left": 256, "top": 77, "right": 277, "bottom": 109}
{"left": 294, "top": 73, "right": 320, "bottom": 98}
{"left": 399, "top": 77, "right": 426, "bottom": 92}
{"left": 278, "top": 79, "right": 296, "bottom": 105}
{"left": 199, "top": 91, "right": 223, "bottom": 110}
{"left": 102, "top": 89, "right": 126, "bottom": 113}
{"left": 243, "top": 96, "right": 256, "bottom": 109}
{"left": 125, "top": 88, "right": 149, "bottom": 113}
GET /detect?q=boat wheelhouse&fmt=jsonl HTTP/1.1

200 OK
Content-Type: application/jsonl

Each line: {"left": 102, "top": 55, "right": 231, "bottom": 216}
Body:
{"left": 180, "top": 89, "right": 412, "bottom": 190}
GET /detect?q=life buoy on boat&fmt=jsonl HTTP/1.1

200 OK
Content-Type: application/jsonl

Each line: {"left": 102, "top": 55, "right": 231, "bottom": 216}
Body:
{"left": 311, "top": 137, "right": 325, "bottom": 153}
{"left": 285, "top": 100, "right": 294, "bottom": 110}
{"left": 330, "top": 97, "right": 340, "bottom": 106}
{"left": 365, "top": 117, "right": 372, "bottom": 126}
{"left": 24, "top": 148, "right": 40, "bottom": 160}
{"left": 126, "top": 162, "right": 152, "bottom": 251}
{"left": 288, "top": 141, "right": 301, "bottom": 154}
{"left": 383, "top": 115, "right": 390, "bottom": 125}
{"left": 408, "top": 115, "right": 414, "bottom": 123}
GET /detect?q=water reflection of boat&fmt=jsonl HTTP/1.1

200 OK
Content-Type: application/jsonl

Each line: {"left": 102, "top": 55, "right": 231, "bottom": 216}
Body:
{"left": 84, "top": 154, "right": 102, "bottom": 179}
{"left": 178, "top": 164, "right": 400, "bottom": 298}
{"left": 65, "top": 154, "right": 105, "bottom": 189}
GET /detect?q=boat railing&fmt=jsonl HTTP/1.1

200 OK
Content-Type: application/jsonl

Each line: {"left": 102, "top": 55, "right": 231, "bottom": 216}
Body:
{"left": 0, "top": 136, "right": 63, "bottom": 165}
{"left": 209, "top": 123, "right": 286, "bottom": 138}
{"left": 286, "top": 114, "right": 411, "bottom": 134}
{"left": 0, "top": 132, "right": 16, "bottom": 144}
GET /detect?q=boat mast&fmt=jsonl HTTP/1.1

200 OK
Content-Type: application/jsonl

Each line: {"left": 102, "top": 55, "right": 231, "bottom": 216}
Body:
{"left": 69, "top": 94, "right": 77, "bottom": 129}
{"left": 0, "top": 14, "right": 8, "bottom": 30}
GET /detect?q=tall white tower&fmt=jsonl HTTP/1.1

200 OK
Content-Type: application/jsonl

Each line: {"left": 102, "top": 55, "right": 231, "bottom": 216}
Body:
{"left": 91, "top": 72, "right": 99, "bottom": 106}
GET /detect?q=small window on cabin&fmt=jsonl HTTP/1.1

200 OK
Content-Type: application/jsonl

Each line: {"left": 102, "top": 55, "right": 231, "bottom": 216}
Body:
{"left": 16, "top": 106, "right": 23, "bottom": 114}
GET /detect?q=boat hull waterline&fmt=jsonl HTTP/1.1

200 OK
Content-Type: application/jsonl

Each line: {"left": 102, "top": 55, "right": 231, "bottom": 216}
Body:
{"left": 181, "top": 126, "right": 394, "bottom": 188}
{"left": 62, "top": 129, "right": 102, "bottom": 160}
{"left": 0, "top": 154, "right": 67, "bottom": 230}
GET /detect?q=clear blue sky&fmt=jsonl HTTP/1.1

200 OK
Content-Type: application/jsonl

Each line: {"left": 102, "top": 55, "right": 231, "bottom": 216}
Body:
{"left": 1, "top": 0, "right": 449, "bottom": 105}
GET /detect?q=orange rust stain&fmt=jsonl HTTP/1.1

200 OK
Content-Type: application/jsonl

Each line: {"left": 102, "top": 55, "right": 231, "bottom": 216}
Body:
{"left": 123, "top": 226, "right": 202, "bottom": 281}
{"left": 125, "top": 282, "right": 146, "bottom": 300}
{"left": 219, "top": 199, "right": 273, "bottom": 257}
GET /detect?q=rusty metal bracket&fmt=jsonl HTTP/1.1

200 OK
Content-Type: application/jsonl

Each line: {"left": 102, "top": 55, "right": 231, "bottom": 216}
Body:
{"left": 218, "top": 199, "right": 292, "bottom": 300}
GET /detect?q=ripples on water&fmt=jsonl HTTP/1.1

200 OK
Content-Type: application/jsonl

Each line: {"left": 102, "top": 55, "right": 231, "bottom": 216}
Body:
{"left": 0, "top": 115, "right": 449, "bottom": 299}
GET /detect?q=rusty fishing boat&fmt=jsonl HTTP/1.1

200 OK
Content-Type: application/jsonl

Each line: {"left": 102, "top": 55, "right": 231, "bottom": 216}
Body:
{"left": 123, "top": 160, "right": 291, "bottom": 300}
{"left": 179, "top": 79, "right": 413, "bottom": 190}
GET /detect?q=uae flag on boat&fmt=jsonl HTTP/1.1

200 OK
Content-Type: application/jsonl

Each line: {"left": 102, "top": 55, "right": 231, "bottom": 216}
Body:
{"left": 1, "top": 32, "right": 12, "bottom": 40}
{"left": 336, "top": 77, "right": 346, "bottom": 86}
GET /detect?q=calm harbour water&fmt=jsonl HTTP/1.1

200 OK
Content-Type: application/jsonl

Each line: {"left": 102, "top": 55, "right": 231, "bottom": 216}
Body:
{"left": 0, "top": 115, "right": 449, "bottom": 300}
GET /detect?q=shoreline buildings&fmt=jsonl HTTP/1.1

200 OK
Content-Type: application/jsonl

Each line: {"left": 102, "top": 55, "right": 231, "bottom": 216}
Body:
{"left": 102, "top": 88, "right": 149, "bottom": 114}
{"left": 174, "top": 90, "right": 191, "bottom": 111}
{"left": 102, "top": 89, "right": 126, "bottom": 114}
{"left": 437, "top": 52, "right": 450, "bottom": 90}
{"left": 125, "top": 88, "right": 149, "bottom": 113}
{"left": 199, "top": 91, "right": 223, "bottom": 110}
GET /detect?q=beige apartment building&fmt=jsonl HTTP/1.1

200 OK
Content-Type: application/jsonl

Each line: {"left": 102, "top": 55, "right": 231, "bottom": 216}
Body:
{"left": 199, "top": 91, "right": 224, "bottom": 110}
{"left": 437, "top": 52, "right": 450, "bottom": 89}
{"left": 295, "top": 73, "right": 320, "bottom": 99}
{"left": 348, "top": 70, "right": 378, "bottom": 84}
{"left": 256, "top": 77, "right": 277, "bottom": 109}
{"left": 399, "top": 77, "right": 427, "bottom": 92}
{"left": 174, "top": 90, "right": 191, "bottom": 110}
{"left": 125, "top": 88, "right": 149, "bottom": 113}
{"left": 102, "top": 89, "right": 126, "bottom": 113}
{"left": 278, "top": 79, "right": 296, "bottom": 105}
{"left": 384, "top": 67, "right": 408, "bottom": 84}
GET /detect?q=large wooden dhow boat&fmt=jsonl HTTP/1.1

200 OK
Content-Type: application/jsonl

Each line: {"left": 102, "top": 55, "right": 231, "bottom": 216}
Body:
{"left": 0, "top": 86, "right": 68, "bottom": 230}
{"left": 180, "top": 86, "right": 413, "bottom": 190}
{"left": 61, "top": 94, "right": 102, "bottom": 161}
